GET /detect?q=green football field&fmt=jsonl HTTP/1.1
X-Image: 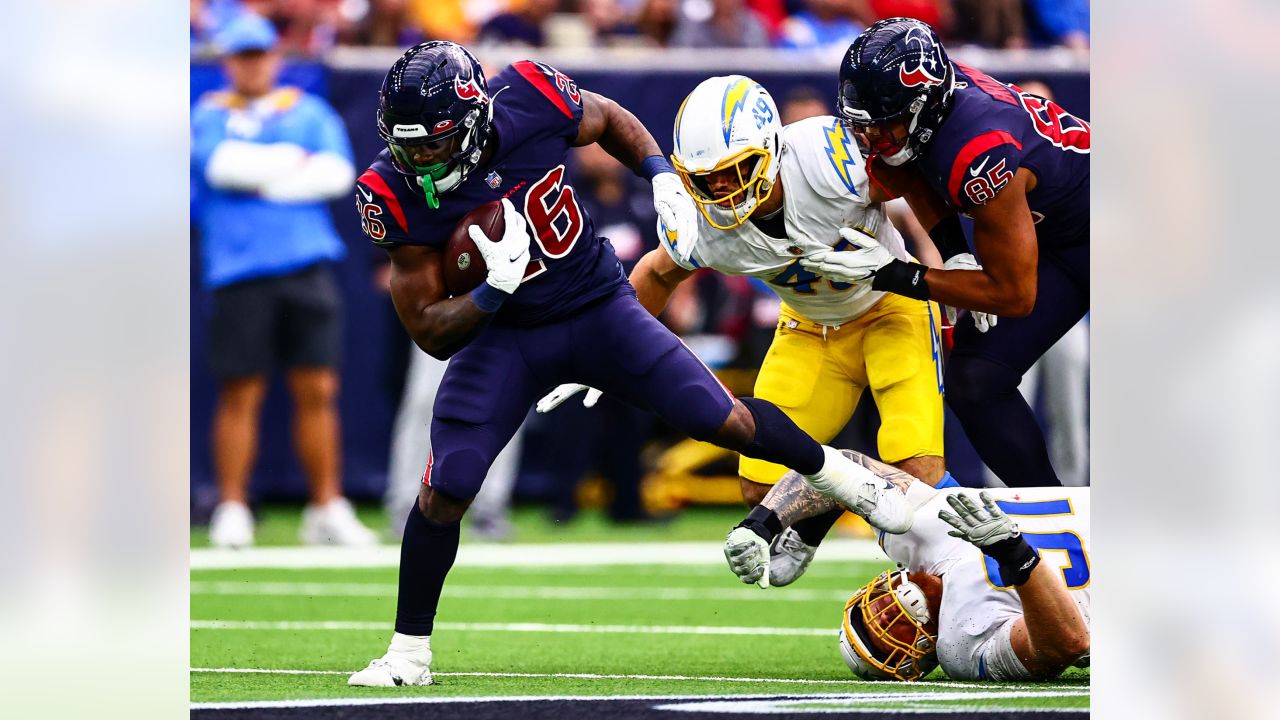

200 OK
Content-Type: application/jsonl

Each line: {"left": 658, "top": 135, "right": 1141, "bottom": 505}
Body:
{"left": 191, "top": 507, "right": 1089, "bottom": 717}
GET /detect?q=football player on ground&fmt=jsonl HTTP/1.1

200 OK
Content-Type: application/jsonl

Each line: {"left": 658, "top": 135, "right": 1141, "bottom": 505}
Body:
{"left": 346, "top": 41, "right": 914, "bottom": 688}
{"left": 726, "top": 453, "right": 1090, "bottom": 681}
{"left": 543, "top": 76, "right": 957, "bottom": 588}
{"left": 803, "top": 18, "right": 1090, "bottom": 488}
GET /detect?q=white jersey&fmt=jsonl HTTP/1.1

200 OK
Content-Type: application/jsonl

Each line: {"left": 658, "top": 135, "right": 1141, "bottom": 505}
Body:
{"left": 881, "top": 486, "right": 1091, "bottom": 681}
{"left": 662, "top": 115, "right": 909, "bottom": 326}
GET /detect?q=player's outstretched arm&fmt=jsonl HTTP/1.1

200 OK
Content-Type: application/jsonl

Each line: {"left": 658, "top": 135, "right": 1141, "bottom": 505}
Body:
{"left": 1006, "top": 560, "right": 1091, "bottom": 678}
{"left": 385, "top": 244, "right": 493, "bottom": 360}
{"left": 920, "top": 169, "right": 1039, "bottom": 317}
{"left": 575, "top": 90, "right": 700, "bottom": 263}
{"left": 759, "top": 450, "right": 918, "bottom": 526}
{"left": 629, "top": 248, "right": 694, "bottom": 317}
{"left": 939, "top": 493, "right": 1089, "bottom": 678}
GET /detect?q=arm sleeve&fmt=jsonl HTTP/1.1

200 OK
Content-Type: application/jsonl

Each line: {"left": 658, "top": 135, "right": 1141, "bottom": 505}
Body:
{"left": 205, "top": 139, "right": 308, "bottom": 192}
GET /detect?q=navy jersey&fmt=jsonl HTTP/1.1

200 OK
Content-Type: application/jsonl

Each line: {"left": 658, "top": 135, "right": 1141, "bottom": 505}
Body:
{"left": 914, "top": 63, "right": 1090, "bottom": 249}
{"left": 354, "top": 61, "right": 626, "bottom": 325}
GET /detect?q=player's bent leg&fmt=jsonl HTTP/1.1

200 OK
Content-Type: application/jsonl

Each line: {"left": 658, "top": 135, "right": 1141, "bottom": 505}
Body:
{"left": 739, "top": 477, "right": 771, "bottom": 507}
{"left": 893, "top": 455, "right": 945, "bottom": 486}
{"left": 354, "top": 326, "right": 538, "bottom": 688}
{"left": 946, "top": 355, "right": 1060, "bottom": 487}
{"left": 727, "top": 398, "right": 913, "bottom": 534}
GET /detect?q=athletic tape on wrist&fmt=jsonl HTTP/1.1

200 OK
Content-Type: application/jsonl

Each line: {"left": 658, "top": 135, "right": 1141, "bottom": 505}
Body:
{"left": 638, "top": 155, "right": 676, "bottom": 181}
{"left": 871, "top": 259, "right": 931, "bottom": 300}
{"left": 985, "top": 535, "right": 1041, "bottom": 587}
{"left": 470, "top": 281, "right": 509, "bottom": 313}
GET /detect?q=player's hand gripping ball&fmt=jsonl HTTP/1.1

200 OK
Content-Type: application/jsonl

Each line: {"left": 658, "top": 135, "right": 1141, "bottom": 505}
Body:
{"left": 443, "top": 201, "right": 504, "bottom": 296}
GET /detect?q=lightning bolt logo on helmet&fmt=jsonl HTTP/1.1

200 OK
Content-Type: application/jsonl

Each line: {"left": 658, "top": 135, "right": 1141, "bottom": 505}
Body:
{"left": 721, "top": 78, "right": 754, "bottom": 144}
{"left": 898, "top": 29, "right": 945, "bottom": 89}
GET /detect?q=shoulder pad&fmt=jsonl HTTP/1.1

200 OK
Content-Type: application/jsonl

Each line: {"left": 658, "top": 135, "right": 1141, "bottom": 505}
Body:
{"left": 508, "top": 60, "right": 584, "bottom": 122}
{"left": 943, "top": 130, "right": 1024, "bottom": 209}
{"left": 356, "top": 168, "right": 412, "bottom": 247}
{"left": 786, "top": 116, "right": 869, "bottom": 201}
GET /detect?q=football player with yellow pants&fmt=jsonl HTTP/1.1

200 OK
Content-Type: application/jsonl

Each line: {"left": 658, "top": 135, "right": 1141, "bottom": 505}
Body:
{"left": 538, "top": 76, "right": 959, "bottom": 586}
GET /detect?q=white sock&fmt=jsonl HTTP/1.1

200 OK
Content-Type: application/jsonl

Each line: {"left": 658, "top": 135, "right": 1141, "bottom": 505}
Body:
{"left": 389, "top": 632, "right": 431, "bottom": 658}
{"left": 904, "top": 479, "right": 937, "bottom": 512}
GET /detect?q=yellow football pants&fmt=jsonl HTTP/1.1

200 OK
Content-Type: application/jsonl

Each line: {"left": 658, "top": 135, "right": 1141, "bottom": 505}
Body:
{"left": 739, "top": 293, "right": 945, "bottom": 485}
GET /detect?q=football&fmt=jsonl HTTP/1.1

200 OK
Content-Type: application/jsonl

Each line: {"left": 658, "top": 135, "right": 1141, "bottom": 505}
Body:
{"left": 442, "top": 200, "right": 503, "bottom": 296}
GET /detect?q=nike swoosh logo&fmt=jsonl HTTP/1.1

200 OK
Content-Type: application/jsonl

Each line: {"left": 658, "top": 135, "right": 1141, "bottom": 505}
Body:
{"left": 357, "top": 185, "right": 373, "bottom": 201}
{"left": 509, "top": 252, "right": 524, "bottom": 263}
{"left": 969, "top": 157, "right": 989, "bottom": 177}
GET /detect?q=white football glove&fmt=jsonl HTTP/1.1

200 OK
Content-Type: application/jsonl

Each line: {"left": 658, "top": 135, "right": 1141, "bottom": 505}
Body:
{"left": 941, "top": 253, "right": 998, "bottom": 333}
{"left": 468, "top": 198, "right": 531, "bottom": 294}
{"left": 799, "top": 228, "right": 894, "bottom": 284}
{"left": 652, "top": 172, "right": 700, "bottom": 263}
{"left": 937, "top": 491, "right": 1020, "bottom": 548}
{"left": 535, "top": 384, "right": 603, "bottom": 413}
{"left": 724, "top": 526, "right": 770, "bottom": 589}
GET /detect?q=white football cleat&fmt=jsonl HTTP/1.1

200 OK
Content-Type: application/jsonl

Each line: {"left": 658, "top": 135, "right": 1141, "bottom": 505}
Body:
{"left": 805, "top": 447, "right": 913, "bottom": 534}
{"left": 769, "top": 527, "right": 818, "bottom": 587}
{"left": 349, "top": 634, "right": 433, "bottom": 687}
{"left": 301, "top": 497, "right": 379, "bottom": 546}
{"left": 209, "top": 501, "right": 254, "bottom": 549}
{"left": 348, "top": 654, "right": 433, "bottom": 687}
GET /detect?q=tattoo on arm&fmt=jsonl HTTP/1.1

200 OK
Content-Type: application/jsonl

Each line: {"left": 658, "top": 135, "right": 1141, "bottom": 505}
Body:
{"left": 760, "top": 472, "right": 841, "bottom": 527}
{"left": 841, "top": 449, "right": 917, "bottom": 494}
{"left": 759, "top": 449, "right": 919, "bottom": 524}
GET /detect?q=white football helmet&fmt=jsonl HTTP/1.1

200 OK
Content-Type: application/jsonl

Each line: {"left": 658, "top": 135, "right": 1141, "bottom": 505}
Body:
{"left": 671, "top": 75, "right": 782, "bottom": 230}
{"left": 838, "top": 570, "right": 939, "bottom": 682}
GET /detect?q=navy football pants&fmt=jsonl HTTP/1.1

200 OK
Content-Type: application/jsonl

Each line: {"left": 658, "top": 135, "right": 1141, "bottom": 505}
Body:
{"left": 425, "top": 287, "right": 736, "bottom": 500}
{"left": 945, "top": 243, "right": 1088, "bottom": 487}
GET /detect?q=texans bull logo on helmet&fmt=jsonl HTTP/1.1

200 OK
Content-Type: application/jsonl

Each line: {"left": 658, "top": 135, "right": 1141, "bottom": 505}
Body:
{"left": 455, "top": 75, "right": 486, "bottom": 101}
{"left": 898, "top": 29, "right": 946, "bottom": 89}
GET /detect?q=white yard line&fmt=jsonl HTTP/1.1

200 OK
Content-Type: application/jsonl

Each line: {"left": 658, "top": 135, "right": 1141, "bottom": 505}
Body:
{"left": 190, "top": 539, "right": 886, "bottom": 570}
{"left": 191, "top": 689, "right": 1087, "bottom": 712}
{"left": 190, "top": 666, "right": 1085, "bottom": 693}
{"left": 190, "top": 581, "right": 850, "bottom": 602}
{"left": 191, "top": 619, "right": 836, "bottom": 636}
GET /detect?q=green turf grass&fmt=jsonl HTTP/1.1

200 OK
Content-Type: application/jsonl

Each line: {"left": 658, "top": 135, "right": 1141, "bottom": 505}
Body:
{"left": 192, "top": 504, "right": 753, "bottom": 548}
{"left": 191, "top": 561, "right": 1089, "bottom": 710}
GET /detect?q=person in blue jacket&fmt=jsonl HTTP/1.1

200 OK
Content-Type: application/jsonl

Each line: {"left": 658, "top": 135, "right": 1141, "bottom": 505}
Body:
{"left": 191, "top": 12, "right": 375, "bottom": 548}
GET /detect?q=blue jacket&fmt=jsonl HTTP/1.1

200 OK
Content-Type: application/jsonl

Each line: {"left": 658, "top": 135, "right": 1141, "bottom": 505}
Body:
{"left": 192, "top": 86, "right": 352, "bottom": 288}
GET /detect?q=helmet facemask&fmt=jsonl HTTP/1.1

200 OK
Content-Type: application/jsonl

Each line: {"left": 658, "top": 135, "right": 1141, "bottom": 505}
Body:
{"left": 383, "top": 103, "right": 491, "bottom": 209}
{"left": 673, "top": 145, "right": 777, "bottom": 230}
{"left": 839, "top": 570, "right": 939, "bottom": 682}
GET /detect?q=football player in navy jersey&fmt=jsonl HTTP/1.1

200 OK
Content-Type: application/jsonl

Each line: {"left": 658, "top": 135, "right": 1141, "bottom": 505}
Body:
{"left": 348, "top": 41, "right": 918, "bottom": 687}
{"left": 803, "top": 18, "right": 1090, "bottom": 489}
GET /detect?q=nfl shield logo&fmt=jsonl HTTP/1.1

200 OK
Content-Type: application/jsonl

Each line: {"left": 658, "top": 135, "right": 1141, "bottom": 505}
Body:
{"left": 486, "top": 171, "right": 502, "bottom": 189}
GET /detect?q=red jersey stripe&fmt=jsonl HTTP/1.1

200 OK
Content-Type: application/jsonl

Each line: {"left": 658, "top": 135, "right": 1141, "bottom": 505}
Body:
{"left": 421, "top": 451, "right": 434, "bottom": 487}
{"left": 953, "top": 62, "right": 1019, "bottom": 106}
{"left": 947, "top": 130, "right": 1022, "bottom": 206}
{"left": 512, "top": 61, "right": 574, "bottom": 120}
{"left": 359, "top": 169, "right": 409, "bottom": 234}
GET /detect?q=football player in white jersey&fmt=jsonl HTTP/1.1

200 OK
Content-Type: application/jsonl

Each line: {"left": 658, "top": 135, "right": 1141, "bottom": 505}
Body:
{"left": 726, "top": 451, "right": 1090, "bottom": 681}
{"left": 540, "top": 75, "right": 960, "bottom": 587}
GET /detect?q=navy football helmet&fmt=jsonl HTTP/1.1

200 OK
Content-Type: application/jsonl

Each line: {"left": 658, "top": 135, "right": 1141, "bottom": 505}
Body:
{"left": 377, "top": 41, "right": 493, "bottom": 208}
{"left": 836, "top": 18, "right": 955, "bottom": 166}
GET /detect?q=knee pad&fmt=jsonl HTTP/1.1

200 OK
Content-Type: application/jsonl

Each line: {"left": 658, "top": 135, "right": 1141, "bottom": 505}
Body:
{"left": 425, "top": 445, "right": 488, "bottom": 501}
{"left": 945, "top": 355, "right": 1022, "bottom": 408}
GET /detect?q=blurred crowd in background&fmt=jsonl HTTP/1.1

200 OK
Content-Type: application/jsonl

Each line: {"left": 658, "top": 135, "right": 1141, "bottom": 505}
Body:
{"left": 190, "top": 6, "right": 1088, "bottom": 547}
{"left": 191, "top": 0, "right": 1089, "bottom": 58}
